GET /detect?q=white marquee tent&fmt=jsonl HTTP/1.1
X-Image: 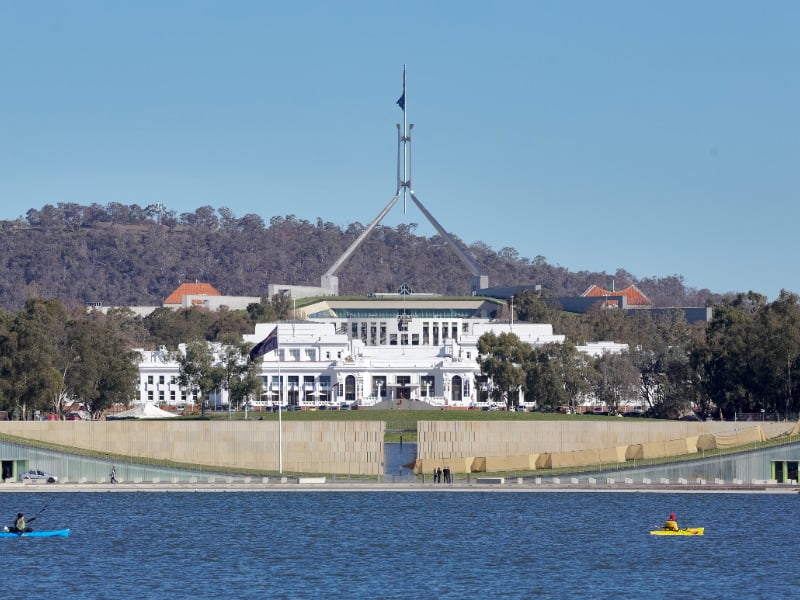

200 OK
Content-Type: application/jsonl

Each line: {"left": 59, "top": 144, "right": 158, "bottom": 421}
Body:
{"left": 108, "top": 403, "right": 177, "bottom": 419}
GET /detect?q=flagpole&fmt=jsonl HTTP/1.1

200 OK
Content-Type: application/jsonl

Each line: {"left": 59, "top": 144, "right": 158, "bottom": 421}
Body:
{"left": 402, "top": 64, "right": 407, "bottom": 213}
{"left": 278, "top": 344, "right": 283, "bottom": 475}
{"left": 395, "top": 64, "right": 409, "bottom": 214}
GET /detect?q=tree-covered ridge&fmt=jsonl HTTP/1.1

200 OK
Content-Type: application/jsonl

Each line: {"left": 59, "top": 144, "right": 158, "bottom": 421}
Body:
{"left": 0, "top": 203, "right": 719, "bottom": 310}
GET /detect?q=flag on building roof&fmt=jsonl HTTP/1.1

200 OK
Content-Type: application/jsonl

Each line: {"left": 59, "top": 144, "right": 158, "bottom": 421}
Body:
{"left": 249, "top": 326, "right": 278, "bottom": 361}
{"left": 396, "top": 93, "right": 405, "bottom": 111}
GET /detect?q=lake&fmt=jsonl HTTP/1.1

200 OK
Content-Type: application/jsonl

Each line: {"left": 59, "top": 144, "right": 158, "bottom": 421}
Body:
{"left": 1, "top": 490, "right": 796, "bottom": 599}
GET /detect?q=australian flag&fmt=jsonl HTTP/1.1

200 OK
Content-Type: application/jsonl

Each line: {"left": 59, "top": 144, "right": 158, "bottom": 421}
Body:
{"left": 396, "top": 92, "right": 405, "bottom": 111}
{"left": 249, "top": 326, "right": 278, "bottom": 361}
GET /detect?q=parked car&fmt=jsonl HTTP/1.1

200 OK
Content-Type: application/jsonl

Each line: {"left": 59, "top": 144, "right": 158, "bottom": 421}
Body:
{"left": 22, "top": 469, "right": 59, "bottom": 483}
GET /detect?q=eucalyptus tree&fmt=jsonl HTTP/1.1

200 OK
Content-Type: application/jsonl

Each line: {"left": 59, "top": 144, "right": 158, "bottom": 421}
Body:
{"left": 174, "top": 341, "right": 223, "bottom": 416}
{"left": 67, "top": 319, "right": 140, "bottom": 418}
{"left": 0, "top": 298, "right": 71, "bottom": 418}
{"left": 753, "top": 290, "right": 800, "bottom": 418}
{"left": 629, "top": 311, "right": 697, "bottom": 415}
{"left": 700, "top": 292, "right": 766, "bottom": 418}
{"left": 514, "top": 291, "right": 554, "bottom": 324}
{"left": 215, "top": 336, "right": 262, "bottom": 411}
{"left": 523, "top": 342, "right": 595, "bottom": 412}
{"left": 477, "top": 332, "right": 530, "bottom": 407}
{"left": 143, "top": 307, "right": 214, "bottom": 349}
{"left": 593, "top": 351, "right": 640, "bottom": 414}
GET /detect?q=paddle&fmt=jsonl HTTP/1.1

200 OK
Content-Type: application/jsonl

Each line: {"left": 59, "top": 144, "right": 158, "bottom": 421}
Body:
{"left": 26, "top": 504, "right": 47, "bottom": 528}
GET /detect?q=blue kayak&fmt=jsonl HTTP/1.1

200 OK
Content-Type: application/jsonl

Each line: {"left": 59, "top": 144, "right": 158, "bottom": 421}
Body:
{"left": 0, "top": 529, "right": 70, "bottom": 538}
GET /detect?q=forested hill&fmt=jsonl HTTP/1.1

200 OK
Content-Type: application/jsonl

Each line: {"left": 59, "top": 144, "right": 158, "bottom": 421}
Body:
{"left": 0, "top": 203, "right": 719, "bottom": 311}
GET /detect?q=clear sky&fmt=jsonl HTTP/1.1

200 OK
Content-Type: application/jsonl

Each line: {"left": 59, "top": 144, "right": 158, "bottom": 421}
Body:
{"left": 1, "top": 1, "right": 798, "bottom": 299}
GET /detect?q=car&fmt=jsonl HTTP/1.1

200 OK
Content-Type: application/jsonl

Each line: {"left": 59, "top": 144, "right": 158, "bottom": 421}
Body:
{"left": 22, "top": 469, "right": 59, "bottom": 484}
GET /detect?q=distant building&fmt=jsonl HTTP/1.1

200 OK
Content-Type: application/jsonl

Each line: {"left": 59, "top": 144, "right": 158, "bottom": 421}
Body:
{"left": 90, "top": 282, "right": 261, "bottom": 316}
{"left": 581, "top": 284, "right": 652, "bottom": 308}
{"left": 549, "top": 284, "right": 712, "bottom": 324}
{"left": 163, "top": 282, "right": 222, "bottom": 307}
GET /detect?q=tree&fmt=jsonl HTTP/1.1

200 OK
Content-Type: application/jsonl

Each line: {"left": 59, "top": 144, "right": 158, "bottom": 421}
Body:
{"left": 594, "top": 352, "right": 640, "bottom": 414}
{"left": 523, "top": 342, "right": 595, "bottom": 412}
{"left": 215, "top": 337, "right": 261, "bottom": 411}
{"left": 143, "top": 308, "right": 214, "bottom": 349}
{"left": 514, "top": 291, "right": 554, "bottom": 324}
{"left": 700, "top": 293, "right": 764, "bottom": 418}
{"left": 0, "top": 298, "right": 70, "bottom": 418}
{"left": 67, "top": 319, "right": 140, "bottom": 418}
{"left": 174, "top": 341, "right": 222, "bottom": 417}
{"left": 477, "top": 332, "right": 530, "bottom": 407}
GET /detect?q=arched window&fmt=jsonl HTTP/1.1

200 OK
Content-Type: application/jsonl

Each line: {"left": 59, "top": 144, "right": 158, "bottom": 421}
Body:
{"left": 451, "top": 376, "right": 462, "bottom": 402}
{"left": 345, "top": 375, "right": 356, "bottom": 401}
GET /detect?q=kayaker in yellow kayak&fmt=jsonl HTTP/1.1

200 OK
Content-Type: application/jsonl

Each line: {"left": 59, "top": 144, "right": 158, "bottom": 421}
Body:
{"left": 663, "top": 513, "right": 679, "bottom": 531}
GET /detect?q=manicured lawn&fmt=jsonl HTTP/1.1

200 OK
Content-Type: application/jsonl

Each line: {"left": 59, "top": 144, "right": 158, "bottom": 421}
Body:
{"left": 197, "top": 409, "right": 635, "bottom": 441}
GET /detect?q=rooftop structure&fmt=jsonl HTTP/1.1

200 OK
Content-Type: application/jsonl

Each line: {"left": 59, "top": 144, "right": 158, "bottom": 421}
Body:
{"left": 582, "top": 284, "right": 652, "bottom": 307}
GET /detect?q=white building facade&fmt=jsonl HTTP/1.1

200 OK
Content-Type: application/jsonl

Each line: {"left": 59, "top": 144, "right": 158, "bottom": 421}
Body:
{"left": 240, "top": 316, "right": 565, "bottom": 409}
{"left": 133, "top": 298, "right": 649, "bottom": 411}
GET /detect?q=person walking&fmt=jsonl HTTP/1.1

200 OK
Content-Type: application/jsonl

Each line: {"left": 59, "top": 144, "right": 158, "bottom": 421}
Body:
{"left": 110, "top": 465, "right": 118, "bottom": 484}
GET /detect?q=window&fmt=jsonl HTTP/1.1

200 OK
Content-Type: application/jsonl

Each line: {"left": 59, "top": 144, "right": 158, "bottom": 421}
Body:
{"left": 345, "top": 375, "right": 356, "bottom": 401}
{"left": 289, "top": 349, "right": 300, "bottom": 361}
{"left": 319, "top": 376, "right": 331, "bottom": 403}
{"left": 147, "top": 391, "right": 154, "bottom": 402}
{"left": 305, "top": 349, "right": 315, "bottom": 361}
{"left": 147, "top": 375, "right": 153, "bottom": 384}
{"left": 158, "top": 375, "right": 165, "bottom": 384}
{"left": 303, "top": 375, "right": 315, "bottom": 403}
{"left": 476, "top": 376, "right": 490, "bottom": 403}
{"left": 451, "top": 376, "right": 462, "bottom": 402}
{"left": 170, "top": 390, "right": 176, "bottom": 402}
{"left": 288, "top": 376, "right": 299, "bottom": 405}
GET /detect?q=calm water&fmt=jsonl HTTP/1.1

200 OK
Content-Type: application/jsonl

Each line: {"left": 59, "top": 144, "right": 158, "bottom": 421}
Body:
{"left": 2, "top": 491, "right": 797, "bottom": 599}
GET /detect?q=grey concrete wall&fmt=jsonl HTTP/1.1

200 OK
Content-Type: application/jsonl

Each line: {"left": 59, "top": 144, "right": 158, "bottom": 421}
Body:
{"left": 417, "top": 420, "right": 791, "bottom": 461}
{"left": 0, "top": 420, "right": 385, "bottom": 475}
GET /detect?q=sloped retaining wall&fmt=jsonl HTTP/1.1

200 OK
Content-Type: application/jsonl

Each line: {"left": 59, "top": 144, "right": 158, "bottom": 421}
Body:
{"left": 416, "top": 421, "right": 793, "bottom": 473}
{"left": 0, "top": 420, "right": 385, "bottom": 475}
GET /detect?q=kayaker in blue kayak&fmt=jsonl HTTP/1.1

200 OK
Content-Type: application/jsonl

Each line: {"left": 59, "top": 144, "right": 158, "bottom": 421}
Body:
{"left": 663, "top": 513, "right": 679, "bottom": 531}
{"left": 5, "top": 512, "right": 35, "bottom": 534}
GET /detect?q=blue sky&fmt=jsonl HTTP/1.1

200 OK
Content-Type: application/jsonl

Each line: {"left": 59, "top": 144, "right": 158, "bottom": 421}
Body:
{"left": 1, "top": 1, "right": 798, "bottom": 299}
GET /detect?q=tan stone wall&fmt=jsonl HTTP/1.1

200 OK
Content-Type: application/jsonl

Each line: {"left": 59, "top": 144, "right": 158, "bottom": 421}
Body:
{"left": 417, "top": 420, "right": 791, "bottom": 462}
{"left": 0, "top": 420, "right": 385, "bottom": 475}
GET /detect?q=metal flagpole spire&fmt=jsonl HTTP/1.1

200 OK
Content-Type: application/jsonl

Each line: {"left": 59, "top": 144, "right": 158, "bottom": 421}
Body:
{"left": 396, "top": 65, "right": 410, "bottom": 213}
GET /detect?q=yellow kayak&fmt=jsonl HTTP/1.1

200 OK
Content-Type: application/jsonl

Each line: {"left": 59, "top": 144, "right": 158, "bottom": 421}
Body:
{"left": 650, "top": 527, "right": 704, "bottom": 536}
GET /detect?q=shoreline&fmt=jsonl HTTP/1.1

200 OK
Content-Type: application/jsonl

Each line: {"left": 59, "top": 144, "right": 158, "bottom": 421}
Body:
{"left": 1, "top": 482, "right": 797, "bottom": 494}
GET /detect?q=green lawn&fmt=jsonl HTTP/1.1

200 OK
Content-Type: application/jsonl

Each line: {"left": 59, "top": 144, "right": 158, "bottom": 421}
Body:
{"left": 197, "top": 409, "right": 641, "bottom": 441}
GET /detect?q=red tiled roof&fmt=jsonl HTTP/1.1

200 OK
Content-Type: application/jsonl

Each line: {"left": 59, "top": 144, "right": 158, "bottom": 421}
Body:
{"left": 582, "top": 284, "right": 652, "bottom": 306}
{"left": 164, "top": 283, "right": 222, "bottom": 305}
